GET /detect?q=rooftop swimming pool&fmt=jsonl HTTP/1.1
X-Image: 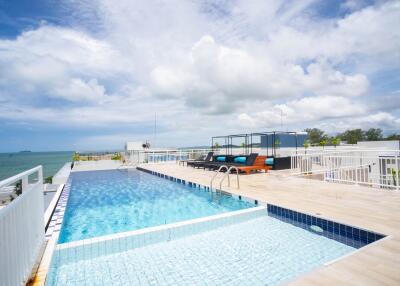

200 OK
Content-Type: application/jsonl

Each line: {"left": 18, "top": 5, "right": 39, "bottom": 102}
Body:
{"left": 59, "top": 169, "right": 254, "bottom": 243}
{"left": 49, "top": 168, "right": 385, "bottom": 286}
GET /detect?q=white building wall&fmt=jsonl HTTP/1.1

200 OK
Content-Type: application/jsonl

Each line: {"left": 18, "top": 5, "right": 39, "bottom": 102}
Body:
{"left": 357, "top": 140, "right": 400, "bottom": 150}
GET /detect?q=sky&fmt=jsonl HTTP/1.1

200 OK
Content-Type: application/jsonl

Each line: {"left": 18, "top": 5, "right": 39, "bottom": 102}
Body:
{"left": 0, "top": 0, "right": 399, "bottom": 152}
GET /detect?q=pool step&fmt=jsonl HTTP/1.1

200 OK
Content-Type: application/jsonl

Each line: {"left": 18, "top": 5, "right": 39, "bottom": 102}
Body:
{"left": 54, "top": 206, "right": 266, "bottom": 263}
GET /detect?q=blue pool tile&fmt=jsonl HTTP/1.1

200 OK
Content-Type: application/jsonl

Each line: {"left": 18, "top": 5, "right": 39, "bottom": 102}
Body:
{"left": 334, "top": 222, "right": 340, "bottom": 232}
{"left": 266, "top": 203, "right": 385, "bottom": 249}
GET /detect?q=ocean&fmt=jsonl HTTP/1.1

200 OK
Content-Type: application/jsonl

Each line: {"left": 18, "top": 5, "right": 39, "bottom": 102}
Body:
{"left": 0, "top": 151, "right": 73, "bottom": 181}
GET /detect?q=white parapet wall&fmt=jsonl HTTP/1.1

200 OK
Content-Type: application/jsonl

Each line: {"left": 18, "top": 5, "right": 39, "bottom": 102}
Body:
{"left": 0, "top": 166, "right": 45, "bottom": 286}
{"left": 52, "top": 162, "right": 72, "bottom": 184}
{"left": 72, "top": 159, "right": 123, "bottom": 172}
{"left": 357, "top": 140, "right": 400, "bottom": 150}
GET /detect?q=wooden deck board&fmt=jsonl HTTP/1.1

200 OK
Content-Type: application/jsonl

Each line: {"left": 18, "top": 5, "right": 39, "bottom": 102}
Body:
{"left": 139, "top": 163, "right": 400, "bottom": 285}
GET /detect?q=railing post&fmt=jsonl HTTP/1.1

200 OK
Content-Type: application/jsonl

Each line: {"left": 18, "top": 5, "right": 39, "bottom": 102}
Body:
{"left": 21, "top": 175, "right": 28, "bottom": 193}
{"left": 397, "top": 155, "right": 399, "bottom": 191}
{"left": 355, "top": 165, "right": 359, "bottom": 185}
{"left": 38, "top": 166, "right": 43, "bottom": 184}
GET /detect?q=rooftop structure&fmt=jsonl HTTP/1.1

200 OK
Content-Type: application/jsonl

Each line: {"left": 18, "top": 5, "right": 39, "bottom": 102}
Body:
{"left": 212, "top": 131, "right": 308, "bottom": 157}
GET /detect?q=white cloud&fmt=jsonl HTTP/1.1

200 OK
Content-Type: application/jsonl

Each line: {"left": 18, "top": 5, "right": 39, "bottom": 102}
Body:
{"left": 51, "top": 78, "right": 107, "bottom": 102}
{"left": 0, "top": 0, "right": 399, "bottom": 150}
{"left": 354, "top": 112, "right": 400, "bottom": 129}
{"left": 238, "top": 95, "right": 367, "bottom": 128}
{"left": 0, "top": 25, "right": 123, "bottom": 103}
{"left": 150, "top": 35, "right": 370, "bottom": 114}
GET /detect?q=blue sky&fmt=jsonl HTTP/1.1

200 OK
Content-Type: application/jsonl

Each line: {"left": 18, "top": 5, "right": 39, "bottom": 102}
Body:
{"left": 0, "top": 0, "right": 399, "bottom": 152}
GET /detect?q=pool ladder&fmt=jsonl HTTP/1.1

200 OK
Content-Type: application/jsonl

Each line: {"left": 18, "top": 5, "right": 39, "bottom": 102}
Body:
{"left": 210, "top": 165, "right": 240, "bottom": 191}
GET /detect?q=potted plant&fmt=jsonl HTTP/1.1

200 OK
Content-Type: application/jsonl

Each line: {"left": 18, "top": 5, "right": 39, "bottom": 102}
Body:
{"left": 72, "top": 152, "right": 80, "bottom": 161}
{"left": 392, "top": 169, "right": 399, "bottom": 187}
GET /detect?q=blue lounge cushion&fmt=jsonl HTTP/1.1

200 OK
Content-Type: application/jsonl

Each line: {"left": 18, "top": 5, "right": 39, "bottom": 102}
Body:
{"left": 265, "top": 158, "right": 274, "bottom": 165}
{"left": 216, "top": 156, "right": 226, "bottom": 162}
{"left": 234, "top": 156, "right": 246, "bottom": 164}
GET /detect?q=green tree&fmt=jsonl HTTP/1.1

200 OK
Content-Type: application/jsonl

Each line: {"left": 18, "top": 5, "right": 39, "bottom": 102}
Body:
{"left": 331, "top": 137, "right": 341, "bottom": 148}
{"left": 214, "top": 142, "right": 220, "bottom": 150}
{"left": 111, "top": 153, "right": 122, "bottom": 160}
{"left": 275, "top": 139, "right": 281, "bottom": 149}
{"left": 386, "top": 134, "right": 400, "bottom": 140}
{"left": 303, "top": 140, "right": 310, "bottom": 154}
{"left": 365, "top": 128, "right": 383, "bottom": 141}
{"left": 72, "top": 152, "right": 80, "bottom": 161}
{"left": 45, "top": 176, "right": 53, "bottom": 184}
{"left": 305, "top": 128, "right": 325, "bottom": 145}
{"left": 319, "top": 139, "right": 328, "bottom": 149}
{"left": 340, "top": 129, "right": 364, "bottom": 144}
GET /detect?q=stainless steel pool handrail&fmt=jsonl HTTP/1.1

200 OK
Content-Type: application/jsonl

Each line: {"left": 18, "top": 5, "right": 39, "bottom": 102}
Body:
{"left": 219, "top": 166, "right": 240, "bottom": 189}
{"left": 210, "top": 165, "right": 228, "bottom": 189}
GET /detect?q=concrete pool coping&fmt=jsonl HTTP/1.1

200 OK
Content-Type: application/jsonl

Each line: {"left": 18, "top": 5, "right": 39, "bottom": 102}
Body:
{"left": 29, "top": 183, "right": 65, "bottom": 286}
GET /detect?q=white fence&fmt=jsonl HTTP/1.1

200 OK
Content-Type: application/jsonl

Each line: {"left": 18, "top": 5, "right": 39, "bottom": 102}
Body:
{"left": 324, "top": 164, "right": 397, "bottom": 189}
{"left": 0, "top": 166, "right": 45, "bottom": 286}
{"left": 126, "top": 149, "right": 217, "bottom": 164}
{"left": 291, "top": 150, "right": 400, "bottom": 190}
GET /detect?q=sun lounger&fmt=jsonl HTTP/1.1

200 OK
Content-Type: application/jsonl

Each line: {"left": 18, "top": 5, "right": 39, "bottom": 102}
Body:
{"left": 0, "top": 185, "right": 17, "bottom": 203}
{"left": 236, "top": 155, "right": 271, "bottom": 174}
{"left": 187, "top": 152, "right": 213, "bottom": 167}
{"left": 202, "top": 154, "right": 258, "bottom": 171}
{"left": 202, "top": 154, "right": 271, "bottom": 174}
{"left": 198, "top": 155, "right": 236, "bottom": 170}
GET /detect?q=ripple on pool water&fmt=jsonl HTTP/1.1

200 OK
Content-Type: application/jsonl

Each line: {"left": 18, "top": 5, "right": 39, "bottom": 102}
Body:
{"left": 58, "top": 169, "right": 254, "bottom": 243}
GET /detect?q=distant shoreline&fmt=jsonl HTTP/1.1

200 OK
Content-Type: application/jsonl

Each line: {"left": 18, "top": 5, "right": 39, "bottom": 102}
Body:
{"left": 0, "top": 150, "right": 74, "bottom": 155}
{"left": 0, "top": 151, "right": 74, "bottom": 181}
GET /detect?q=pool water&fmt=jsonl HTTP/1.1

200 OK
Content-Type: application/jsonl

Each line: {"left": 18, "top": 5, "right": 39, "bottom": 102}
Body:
{"left": 48, "top": 212, "right": 356, "bottom": 286}
{"left": 59, "top": 169, "right": 254, "bottom": 243}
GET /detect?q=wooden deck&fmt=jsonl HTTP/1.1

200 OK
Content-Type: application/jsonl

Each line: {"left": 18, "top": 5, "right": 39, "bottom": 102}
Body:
{"left": 139, "top": 163, "right": 400, "bottom": 285}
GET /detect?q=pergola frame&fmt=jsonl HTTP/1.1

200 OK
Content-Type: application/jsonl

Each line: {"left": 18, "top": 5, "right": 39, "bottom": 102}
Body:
{"left": 212, "top": 131, "right": 302, "bottom": 156}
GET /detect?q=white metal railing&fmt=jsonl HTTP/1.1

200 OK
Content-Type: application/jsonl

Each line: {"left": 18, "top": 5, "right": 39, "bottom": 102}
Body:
{"left": 126, "top": 149, "right": 217, "bottom": 164}
{"left": 290, "top": 149, "right": 400, "bottom": 190}
{"left": 324, "top": 163, "right": 400, "bottom": 190}
{"left": 0, "top": 166, "right": 45, "bottom": 286}
{"left": 291, "top": 149, "right": 400, "bottom": 173}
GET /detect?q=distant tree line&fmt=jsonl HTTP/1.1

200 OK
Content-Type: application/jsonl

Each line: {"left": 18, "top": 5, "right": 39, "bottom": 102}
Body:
{"left": 304, "top": 128, "right": 400, "bottom": 146}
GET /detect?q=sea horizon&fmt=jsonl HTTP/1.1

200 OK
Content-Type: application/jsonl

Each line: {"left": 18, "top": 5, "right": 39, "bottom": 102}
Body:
{"left": 0, "top": 151, "right": 74, "bottom": 181}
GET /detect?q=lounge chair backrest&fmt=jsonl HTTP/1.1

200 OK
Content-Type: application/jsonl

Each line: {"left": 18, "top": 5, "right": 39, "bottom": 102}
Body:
{"left": 245, "top": 153, "right": 258, "bottom": 166}
{"left": 196, "top": 154, "right": 206, "bottom": 160}
{"left": 254, "top": 156, "right": 267, "bottom": 166}
{"left": 205, "top": 152, "right": 213, "bottom": 161}
{"left": 213, "top": 154, "right": 234, "bottom": 162}
{"left": 226, "top": 155, "right": 236, "bottom": 163}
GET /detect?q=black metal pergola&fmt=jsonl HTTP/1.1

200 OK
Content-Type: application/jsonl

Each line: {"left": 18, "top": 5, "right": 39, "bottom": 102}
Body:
{"left": 212, "top": 131, "right": 303, "bottom": 157}
{"left": 211, "top": 134, "right": 249, "bottom": 155}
